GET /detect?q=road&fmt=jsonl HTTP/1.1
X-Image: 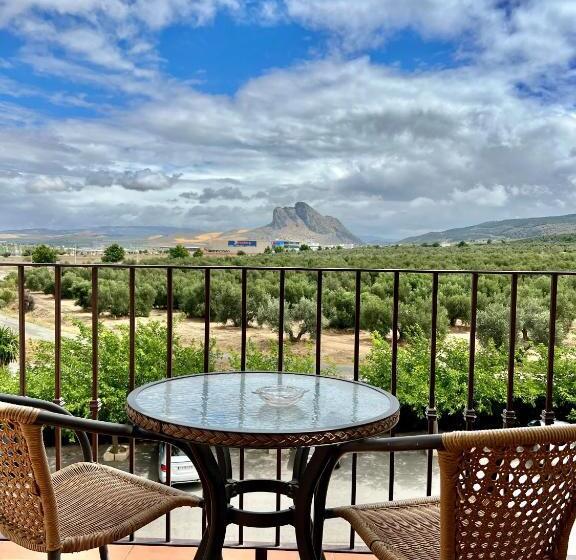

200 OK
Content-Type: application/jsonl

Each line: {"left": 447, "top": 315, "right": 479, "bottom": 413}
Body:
{"left": 0, "top": 313, "right": 56, "bottom": 342}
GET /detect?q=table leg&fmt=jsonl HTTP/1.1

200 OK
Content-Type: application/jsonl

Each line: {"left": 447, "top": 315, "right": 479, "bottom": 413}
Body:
{"left": 181, "top": 443, "right": 228, "bottom": 560}
{"left": 293, "top": 446, "right": 340, "bottom": 560}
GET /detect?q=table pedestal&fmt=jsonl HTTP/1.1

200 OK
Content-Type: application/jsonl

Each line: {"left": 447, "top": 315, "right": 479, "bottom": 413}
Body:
{"left": 181, "top": 443, "right": 340, "bottom": 560}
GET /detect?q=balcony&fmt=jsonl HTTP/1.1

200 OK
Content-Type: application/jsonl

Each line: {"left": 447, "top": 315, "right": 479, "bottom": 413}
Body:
{"left": 1, "top": 262, "right": 576, "bottom": 558}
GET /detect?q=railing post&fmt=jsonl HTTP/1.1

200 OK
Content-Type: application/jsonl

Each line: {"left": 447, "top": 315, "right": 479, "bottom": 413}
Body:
{"left": 315, "top": 270, "right": 323, "bottom": 375}
{"left": 204, "top": 268, "right": 211, "bottom": 373}
{"left": 389, "top": 271, "right": 399, "bottom": 501}
{"left": 464, "top": 273, "right": 478, "bottom": 430}
{"left": 542, "top": 273, "right": 558, "bottom": 425}
{"left": 426, "top": 272, "right": 439, "bottom": 495}
{"left": 349, "top": 269, "right": 362, "bottom": 548}
{"left": 89, "top": 266, "right": 101, "bottom": 461}
{"left": 503, "top": 273, "right": 518, "bottom": 428}
{"left": 17, "top": 265, "right": 26, "bottom": 396}
{"left": 53, "top": 264, "right": 63, "bottom": 471}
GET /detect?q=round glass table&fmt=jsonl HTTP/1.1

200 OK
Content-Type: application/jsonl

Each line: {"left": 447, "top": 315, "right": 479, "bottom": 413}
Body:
{"left": 127, "top": 372, "right": 400, "bottom": 560}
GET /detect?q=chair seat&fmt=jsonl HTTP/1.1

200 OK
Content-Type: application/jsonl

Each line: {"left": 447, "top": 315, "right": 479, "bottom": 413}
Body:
{"left": 334, "top": 497, "right": 441, "bottom": 560}
{"left": 52, "top": 462, "right": 201, "bottom": 553}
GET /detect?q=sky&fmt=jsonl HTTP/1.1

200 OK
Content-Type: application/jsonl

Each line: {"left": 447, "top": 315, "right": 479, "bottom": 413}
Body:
{"left": 1, "top": 0, "right": 576, "bottom": 240}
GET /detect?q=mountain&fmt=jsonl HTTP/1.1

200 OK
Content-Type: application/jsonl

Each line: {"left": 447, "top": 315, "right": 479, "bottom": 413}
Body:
{"left": 0, "top": 226, "right": 201, "bottom": 247}
{"left": 400, "top": 213, "right": 576, "bottom": 244}
{"left": 0, "top": 203, "right": 362, "bottom": 247}
{"left": 247, "top": 202, "right": 363, "bottom": 245}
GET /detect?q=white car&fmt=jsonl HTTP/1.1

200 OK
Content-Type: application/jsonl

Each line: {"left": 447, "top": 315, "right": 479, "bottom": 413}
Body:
{"left": 158, "top": 442, "right": 200, "bottom": 485}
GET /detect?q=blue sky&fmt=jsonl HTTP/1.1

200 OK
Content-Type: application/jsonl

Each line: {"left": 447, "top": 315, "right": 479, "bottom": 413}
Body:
{"left": 1, "top": 1, "right": 576, "bottom": 239}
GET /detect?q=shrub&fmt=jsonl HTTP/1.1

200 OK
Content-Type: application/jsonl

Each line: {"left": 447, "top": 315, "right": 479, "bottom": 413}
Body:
{"left": 31, "top": 245, "right": 58, "bottom": 263}
{"left": 0, "top": 322, "right": 219, "bottom": 424}
{"left": 0, "top": 326, "right": 18, "bottom": 366}
{"left": 102, "top": 244, "right": 125, "bottom": 263}
{"left": 168, "top": 245, "right": 189, "bottom": 259}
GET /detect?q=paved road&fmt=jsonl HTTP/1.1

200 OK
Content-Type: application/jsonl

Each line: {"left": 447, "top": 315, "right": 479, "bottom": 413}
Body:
{"left": 0, "top": 313, "right": 56, "bottom": 342}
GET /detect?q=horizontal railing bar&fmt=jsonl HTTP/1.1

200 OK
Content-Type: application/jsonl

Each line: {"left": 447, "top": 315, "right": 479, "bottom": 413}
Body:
{"left": 3, "top": 262, "right": 576, "bottom": 275}
{"left": 340, "top": 434, "right": 444, "bottom": 455}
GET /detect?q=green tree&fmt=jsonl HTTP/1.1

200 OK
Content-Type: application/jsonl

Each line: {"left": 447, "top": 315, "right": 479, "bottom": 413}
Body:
{"left": 360, "top": 293, "right": 392, "bottom": 333}
{"left": 0, "top": 322, "right": 219, "bottom": 424}
{"left": 443, "top": 294, "right": 471, "bottom": 326}
{"left": 32, "top": 244, "right": 57, "bottom": 263}
{"left": 0, "top": 326, "right": 18, "bottom": 366}
{"left": 299, "top": 244, "right": 311, "bottom": 251}
{"left": 168, "top": 245, "right": 189, "bottom": 259}
{"left": 102, "top": 244, "right": 125, "bottom": 263}
{"left": 257, "top": 296, "right": 326, "bottom": 342}
{"left": 477, "top": 303, "right": 509, "bottom": 348}
{"left": 193, "top": 249, "right": 203, "bottom": 258}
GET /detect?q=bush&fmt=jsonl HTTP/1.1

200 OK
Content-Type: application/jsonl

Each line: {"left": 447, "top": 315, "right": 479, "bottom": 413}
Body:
{"left": 25, "top": 268, "right": 54, "bottom": 293}
{"left": 102, "top": 244, "right": 125, "bottom": 263}
{"left": 31, "top": 245, "right": 58, "bottom": 263}
{"left": 228, "top": 340, "right": 315, "bottom": 373}
{"left": 168, "top": 245, "right": 189, "bottom": 259}
{"left": 0, "top": 288, "right": 15, "bottom": 308}
{"left": 257, "top": 296, "right": 327, "bottom": 342}
{"left": 0, "top": 322, "right": 220, "bottom": 424}
{"left": 0, "top": 326, "right": 18, "bottom": 366}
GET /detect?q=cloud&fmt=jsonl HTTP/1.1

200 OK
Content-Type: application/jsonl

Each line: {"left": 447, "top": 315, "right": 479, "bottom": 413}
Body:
{"left": 2, "top": 2, "right": 576, "bottom": 238}
{"left": 85, "top": 169, "right": 182, "bottom": 191}
{"left": 452, "top": 184, "right": 509, "bottom": 207}
{"left": 181, "top": 185, "right": 249, "bottom": 203}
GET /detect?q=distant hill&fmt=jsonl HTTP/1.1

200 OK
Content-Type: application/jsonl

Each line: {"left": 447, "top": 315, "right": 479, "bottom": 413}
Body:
{"left": 0, "top": 226, "right": 201, "bottom": 247}
{"left": 247, "top": 202, "right": 362, "bottom": 245}
{"left": 0, "top": 203, "right": 362, "bottom": 247}
{"left": 400, "top": 213, "right": 576, "bottom": 244}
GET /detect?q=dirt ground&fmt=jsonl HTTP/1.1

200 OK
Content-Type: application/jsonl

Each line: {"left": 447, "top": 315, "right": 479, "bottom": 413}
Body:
{"left": 3, "top": 291, "right": 374, "bottom": 366}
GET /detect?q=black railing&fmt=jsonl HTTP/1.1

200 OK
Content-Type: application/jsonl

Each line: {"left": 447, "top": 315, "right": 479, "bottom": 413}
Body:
{"left": 0, "top": 262, "right": 568, "bottom": 554}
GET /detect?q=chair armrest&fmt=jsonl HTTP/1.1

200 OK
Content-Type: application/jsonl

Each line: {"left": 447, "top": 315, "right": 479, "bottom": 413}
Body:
{"left": 0, "top": 393, "right": 93, "bottom": 461}
{"left": 338, "top": 433, "right": 444, "bottom": 457}
{"left": 35, "top": 409, "right": 184, "bottom": 446}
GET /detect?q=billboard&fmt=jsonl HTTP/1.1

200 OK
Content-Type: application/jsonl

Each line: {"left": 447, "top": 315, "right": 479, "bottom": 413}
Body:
{"left": 228, "top": 240, "right": 257, "bottom": 247}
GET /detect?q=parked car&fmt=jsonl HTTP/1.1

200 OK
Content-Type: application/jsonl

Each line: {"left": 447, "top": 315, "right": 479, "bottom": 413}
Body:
{"left": 527, "top": 419, "right": 569, "bottom": 427}
{"left": 158, "top": 442, "right": 200, "bottom": 485}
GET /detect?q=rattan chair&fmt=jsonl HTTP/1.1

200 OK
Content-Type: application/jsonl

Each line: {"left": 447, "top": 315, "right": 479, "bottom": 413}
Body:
{"left": 0, "top": 401, "right": 201, "bottom": 560}
{"left": 334, "top": 425, "right": 576, "bottom": 560}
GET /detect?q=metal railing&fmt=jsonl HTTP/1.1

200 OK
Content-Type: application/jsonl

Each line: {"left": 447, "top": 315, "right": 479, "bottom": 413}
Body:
{"left": 0, "top": 262, "right": 567, "bottom": 554}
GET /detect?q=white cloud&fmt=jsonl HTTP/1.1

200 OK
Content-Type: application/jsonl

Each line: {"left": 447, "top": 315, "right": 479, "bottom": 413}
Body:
{"left": 85, "top": 169, "right": 182, "bottom": 191}
{"left": 452, "top": 184, "right": 509, "bottom": 207}
{"left": 2, "top": 2, "right": 576, "bottom": 237}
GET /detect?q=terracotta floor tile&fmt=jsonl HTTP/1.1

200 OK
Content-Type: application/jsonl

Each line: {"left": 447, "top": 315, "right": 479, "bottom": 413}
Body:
{"left": 0, "top": 544, "right": 131, "bottom": 560}
{"left": 124, "top": 545, "right": 197, "bottom": 560}
{"left": 0, "top": 543, "right": 375, "bottom": 560}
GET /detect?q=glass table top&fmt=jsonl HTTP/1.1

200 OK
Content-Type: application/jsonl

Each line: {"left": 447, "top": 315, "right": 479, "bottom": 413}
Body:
{"left": 127, "top": 372, "right": 398, "bottom": 435}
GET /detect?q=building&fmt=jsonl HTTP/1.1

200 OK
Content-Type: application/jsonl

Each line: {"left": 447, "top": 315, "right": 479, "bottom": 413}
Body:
{"left": 272, "top": 240, "right": 301, "bottom": 251}
{"left": 207, "top": 240, "right": 262, "bottom": 254}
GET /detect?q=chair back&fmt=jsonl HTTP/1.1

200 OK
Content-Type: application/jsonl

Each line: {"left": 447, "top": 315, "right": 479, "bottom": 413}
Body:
{"left": 438, "top": 425, "right": 576, "bottom": 560}
{"left": 0, "top": 403, "right": 60, "bottom": 552}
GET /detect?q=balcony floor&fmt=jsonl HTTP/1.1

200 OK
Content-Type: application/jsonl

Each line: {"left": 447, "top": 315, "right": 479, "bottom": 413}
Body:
{"left": 0, "top": 543, "right": 373, "bottom": 559}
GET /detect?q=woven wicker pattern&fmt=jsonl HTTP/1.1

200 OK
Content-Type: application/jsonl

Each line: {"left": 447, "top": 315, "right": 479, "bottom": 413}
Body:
{"left": 440, "top": 425, "right": 576, "bottom": 560}
{"left": 127, "top": 407, "right": 400, "bottom": 449}
{"left": 335, "top": 497, "right": 440, "bottom": 560}
{"left": 0, "top": 402, "right": 201, "bottom": 555}
{"left": 336, "top": 425, "right": 576, "bottom": 560}
{"left": 0, "top": 403, "right": 59, "bottom": 552}
{"left": 53, "top": 462, "right": 200, "bottom": 552}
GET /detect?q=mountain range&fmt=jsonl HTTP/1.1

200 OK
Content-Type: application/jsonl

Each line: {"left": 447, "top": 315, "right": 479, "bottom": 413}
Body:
{"left": 400, "top": 213, "right": 576, "bottom": 244}
{"left": 0, "top": 202, "right": 362, "bottom": 247}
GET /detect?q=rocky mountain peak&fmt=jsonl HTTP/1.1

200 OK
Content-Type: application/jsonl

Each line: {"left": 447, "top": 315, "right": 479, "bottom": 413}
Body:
{"left": 257, "top": 201, "right": 362, "bottom": 244}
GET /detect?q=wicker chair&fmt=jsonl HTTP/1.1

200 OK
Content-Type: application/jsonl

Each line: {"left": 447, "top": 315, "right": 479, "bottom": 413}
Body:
{"left": 334, "top": 425, "right": 576, "bottom": 560}
{"left": 0, "top": 401, "right": 201, "bottom": 560}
